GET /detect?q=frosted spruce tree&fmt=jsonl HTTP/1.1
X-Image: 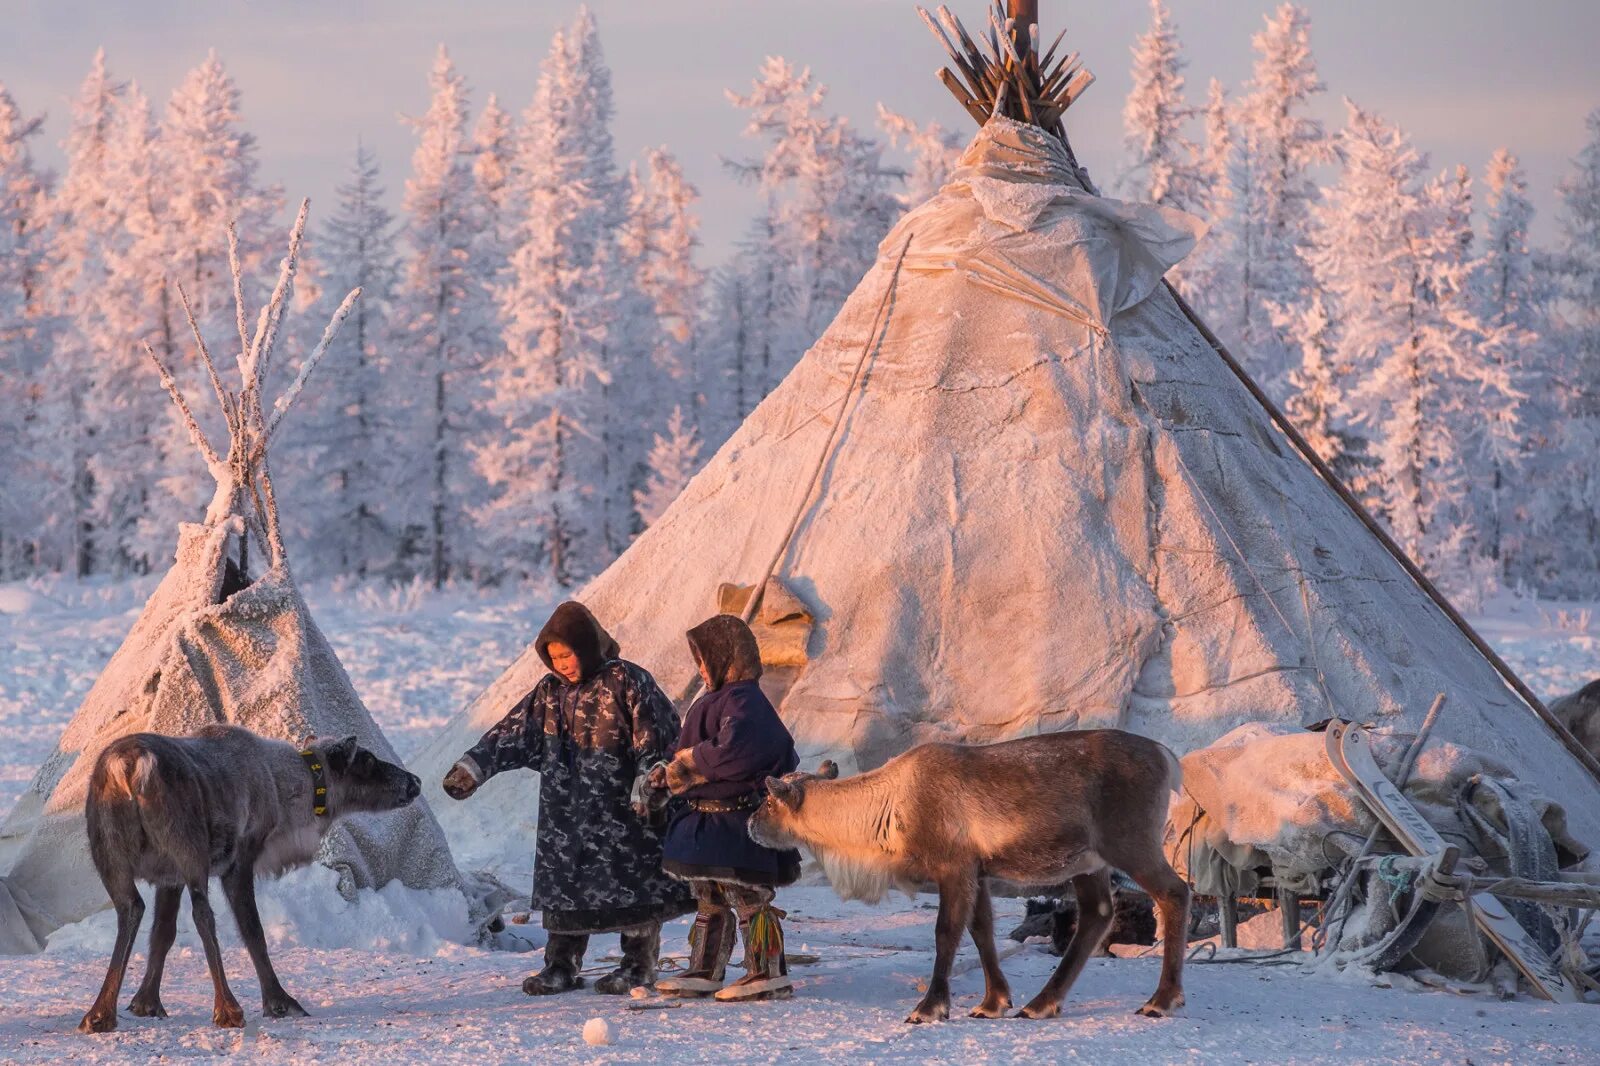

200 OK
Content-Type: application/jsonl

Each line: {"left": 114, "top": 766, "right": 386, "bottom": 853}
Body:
{"left": 476, "top": 7, "right": 624, "bottom": 582}
{"left": 1473, "top": 149, "right": 1542, "bottom": 579}
{"left": 1119, "top": 0, "right": 1200, "bottom": 211}
{"left": 614, "top": 147, "right": 707, "bottom": 536}
{"left": 1415, "top": 164, "right": 1513, "bottom": 590}
{"left": 82, "top": 82, "right": 174, "bottom": 573}
{"left": 1174, "top": 78, "right": 1239, "bottom": 316}
{"left": 877, "top": 105, "right": 962, "bottom": 208}
{"left": 1232, "top": 3, "right": 1329, "bottom": 394}
{"left": 472, "top": 93, "right": 517, "bottom": 249}
{"left": 633, "top": 407, "right": 702, "bottom": 528}
{"left": 725, "top": 58, "right": 897, "bottom": 398}
{"left": 1277, "top": 294, "right": 1350, "bottom": 471}
{"left": 391, "top": 46, "right": 494, "bottom": 586}
{"left": 1547, "top": 108, "right": 1600, "bottom": 584}
{"left": 1308, "top": 102, "right": 1503, "bottom": 585}
{"left": 46, "top": 51, "right": 125, "bottom": 575}
{"left": 0, "top": 82, "right": 64, "bottom": 575}
{"left": 137, "top": 52, "right": 281, "bottom": 564}
{"left": 1305, "top": 102, "right": 1431, "bottom": 555}
{"left": 281, "top": 143, "right": 400, "bottom": 576}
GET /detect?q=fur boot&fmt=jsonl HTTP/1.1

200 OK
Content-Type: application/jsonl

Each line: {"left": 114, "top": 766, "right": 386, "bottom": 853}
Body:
{"left": 522, "top": 932, "right": 587, "bottom": 996}
{"left": 595, "top": 924, "right": 661, "bottom": 995}
{"left": 714, "top": 905, "right": 793, "bottom": 1001}
{"left": 657, "top": 905, "right": 736, "bottom": 996}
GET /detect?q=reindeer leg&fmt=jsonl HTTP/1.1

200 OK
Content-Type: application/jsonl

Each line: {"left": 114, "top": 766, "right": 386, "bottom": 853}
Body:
{"left": 967, "top": 880, "right": 1012, "bottom": 1018}
{"left": 222, "top": 860, "right": 306, "bottom": 1019}
{"left": 906, "top": 870, "right": 976, "bottom": 1024}
{"left": 190, "top": 881, "right": 245, "bottom": 1028}
{"left": 1018, "top": 868, "right": 1113, "bottom": 1020}
{"left": 128, "top": 886, "right": 182, "bottom": 1018}
{"left": 1124, "top": 859, "right": 1191, "bottom": 1017}
{"left": 79, "top": 874, "right": 144, "bottom": 1034}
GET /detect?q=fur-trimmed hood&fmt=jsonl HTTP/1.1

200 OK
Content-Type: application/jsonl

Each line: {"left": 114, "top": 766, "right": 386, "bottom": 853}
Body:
{"left": 686, "top": 614, "right": 763, "bottom": 691}
{"left": 536, "top": 601, "right": 621, "bottom": 683}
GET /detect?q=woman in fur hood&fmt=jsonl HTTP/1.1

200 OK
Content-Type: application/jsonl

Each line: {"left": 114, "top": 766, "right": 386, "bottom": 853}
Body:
{"left": 649, "top": 614, "right": 802, "bottom": 1001}
{"left": 442, "top": 601, "right": 691, "bottom": 996}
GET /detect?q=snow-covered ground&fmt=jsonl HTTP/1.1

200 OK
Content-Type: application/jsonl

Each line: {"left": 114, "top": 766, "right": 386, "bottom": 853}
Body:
{"left": 2, "top": 578, "right": 1598, "bottom": 1063}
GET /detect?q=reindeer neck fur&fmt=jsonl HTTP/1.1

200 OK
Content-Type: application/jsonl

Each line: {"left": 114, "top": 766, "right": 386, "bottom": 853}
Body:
{"left": 795, "top": 763, "right": 913, "bottom": 904}
{"left": 255, "top": 741, "right": 344, "bottom": 878}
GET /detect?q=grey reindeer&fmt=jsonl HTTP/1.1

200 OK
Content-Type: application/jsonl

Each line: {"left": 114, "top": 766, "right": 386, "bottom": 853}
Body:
{"left": 748, "top": 730, "right": 1189, "bottom": 1024}
{"left": 78, "top": 724, "right": 421, "bottom": 1034}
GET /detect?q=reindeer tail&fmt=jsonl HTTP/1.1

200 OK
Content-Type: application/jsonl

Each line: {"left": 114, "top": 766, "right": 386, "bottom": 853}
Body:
{"left": 100, "top": 747, "right": 159, "bottom": 801}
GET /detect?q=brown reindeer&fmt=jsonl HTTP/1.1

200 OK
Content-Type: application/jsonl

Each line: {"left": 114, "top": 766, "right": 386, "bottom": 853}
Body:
{"left": 78, "top": 724, "right": 422, "bottom": 1034}
{"left": 747, "top": 730, "right": 1188, "bottom": 1023}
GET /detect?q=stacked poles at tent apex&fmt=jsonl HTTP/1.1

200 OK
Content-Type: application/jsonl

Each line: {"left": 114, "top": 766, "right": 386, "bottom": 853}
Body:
{"left": 142, "top": 199, "right": 360, "bottom": 580}
{"left": 919, "top": 1, "right": 1600, "bottom": 784}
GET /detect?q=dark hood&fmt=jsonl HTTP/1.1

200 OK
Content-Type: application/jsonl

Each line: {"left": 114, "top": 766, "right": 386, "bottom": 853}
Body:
{"left": 536, "top": 601, "right": 620, "bottom": 683}
{"left": 686, "top": 614, "right": 763, "bottom": 691}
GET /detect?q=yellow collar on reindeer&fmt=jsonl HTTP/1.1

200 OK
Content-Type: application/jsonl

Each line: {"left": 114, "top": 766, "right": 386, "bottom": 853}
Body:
{"left": 299, "top": 748, "right": 330, "bottom": 817}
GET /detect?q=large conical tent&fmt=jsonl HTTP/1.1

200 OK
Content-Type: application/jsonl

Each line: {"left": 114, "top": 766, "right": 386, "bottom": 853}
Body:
{"left": 418, "top": 4, "right": 1600, "bottom": 869}
{"left": 0, "top": 204, "right": 468, "bottom": 954}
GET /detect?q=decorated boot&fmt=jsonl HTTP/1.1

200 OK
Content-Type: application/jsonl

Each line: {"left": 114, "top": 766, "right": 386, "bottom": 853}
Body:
{"left": 714, "top": 905, "right": 793, "bottom": 1001}
{"left": 522, "top": 932, "right": 588, "bottom": 996}
{"left": 657, "top": 904, "right": 736, "bottom": 997}
{"left": 595, "top": 925, "right": 661, "bottom": 995}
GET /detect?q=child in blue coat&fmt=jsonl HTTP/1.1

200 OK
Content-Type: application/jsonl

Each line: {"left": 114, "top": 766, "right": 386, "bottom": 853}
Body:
{"left": 651, "top": 614, "right": 801, "bottom": 1001}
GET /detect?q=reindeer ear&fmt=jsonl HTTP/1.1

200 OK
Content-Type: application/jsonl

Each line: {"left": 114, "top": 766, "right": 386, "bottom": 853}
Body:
{"left": 816, "top": 759, "right": 839, "bottom": 780}
{"left": 766, "top": 777, "right": 802, "bottom": 811}
{"left": 325, "top": 735, "right": 359, "bottom": 767}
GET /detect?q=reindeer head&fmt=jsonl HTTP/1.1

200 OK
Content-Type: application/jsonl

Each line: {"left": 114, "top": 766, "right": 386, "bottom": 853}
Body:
{"left": 319, "top": 736, "right": 422, "bottom": 816}
{"left": 748, "top": 760, "right": 838, "bottom": 849}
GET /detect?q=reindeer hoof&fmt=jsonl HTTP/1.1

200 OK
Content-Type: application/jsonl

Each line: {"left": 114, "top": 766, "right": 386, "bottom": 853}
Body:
{"left": 78, "top": 1008, "right": 118, "bottom": 1034}
{"left": 969, "top": 996, "right": 1012, "bottom": 1019}
{"left": 1136, "top": 992, "right": 1184, "bottom": 1018}
{"left": 127, "top": 993, "right": 167, "bottom": 1018}
{"left": 213, "top": 1003, "right": 246, "bottom": 1029}
{"left": 1016, "top": 998, "right": 1061, "bottom": 1020}
{"left": 904, "top": 997, "right": 950, "bottom": 1024}
{"left": 263, "top": 992, "right": 309, "bottom": 1018}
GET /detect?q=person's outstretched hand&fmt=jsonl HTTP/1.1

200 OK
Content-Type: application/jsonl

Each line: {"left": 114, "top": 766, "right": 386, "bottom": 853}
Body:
{"left": 442, "top": 760, "right": 480, "bottom": 801}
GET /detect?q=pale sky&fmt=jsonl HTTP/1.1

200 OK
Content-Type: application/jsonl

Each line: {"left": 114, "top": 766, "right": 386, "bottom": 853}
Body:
{"left": 4, "top": 0, "right": 1597, "bottom": 262}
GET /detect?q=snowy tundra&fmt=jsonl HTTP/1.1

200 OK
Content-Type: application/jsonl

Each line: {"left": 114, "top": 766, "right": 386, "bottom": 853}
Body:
{"left": 2, "top": 581, "right": 1600, "bottom": 1063}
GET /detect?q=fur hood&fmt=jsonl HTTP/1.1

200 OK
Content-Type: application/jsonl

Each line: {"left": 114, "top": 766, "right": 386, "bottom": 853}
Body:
{"left": 536, "top": 601, "right": 621, "bottom": 683}
{"left": 686, "top": 614, "right": 763, "bottom": 691}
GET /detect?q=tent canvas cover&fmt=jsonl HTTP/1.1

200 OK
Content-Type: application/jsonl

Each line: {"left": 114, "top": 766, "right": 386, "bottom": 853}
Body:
{"left": 0, "top": 206, "right": 469, "bottom": 953}
{"left": 418, "top": 116, "right": 1600, "bottom": 878}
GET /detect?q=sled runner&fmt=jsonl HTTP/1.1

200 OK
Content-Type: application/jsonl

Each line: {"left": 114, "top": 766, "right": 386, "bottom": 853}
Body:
{"left": 1324, "top": 720, "right": 1578, "bottom": 1002}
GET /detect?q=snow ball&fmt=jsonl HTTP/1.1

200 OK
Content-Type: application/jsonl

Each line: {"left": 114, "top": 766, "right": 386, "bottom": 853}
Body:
{"left": 583, "top": 1017, "right": 615, "bottom": 1046}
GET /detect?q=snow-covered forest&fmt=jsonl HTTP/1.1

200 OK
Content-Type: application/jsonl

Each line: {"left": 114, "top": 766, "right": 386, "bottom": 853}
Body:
{"left": 2, "top": 1, "right": 1598, "bottom": 599}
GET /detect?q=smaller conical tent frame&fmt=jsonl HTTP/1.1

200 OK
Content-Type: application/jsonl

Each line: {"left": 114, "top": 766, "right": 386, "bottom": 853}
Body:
{"left": 417, "top": 2, "right": 1600, "bottom": 877}
{"left": 0, "top": 203, "right": 467, "bottom": 953}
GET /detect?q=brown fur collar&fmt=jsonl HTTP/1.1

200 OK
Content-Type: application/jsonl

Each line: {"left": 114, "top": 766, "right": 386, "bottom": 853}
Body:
{"left": 686, "top": 614, "right": 762, "bottom": 691}
{"left": 536, "top": 601, "right": 620, "bottom": 682}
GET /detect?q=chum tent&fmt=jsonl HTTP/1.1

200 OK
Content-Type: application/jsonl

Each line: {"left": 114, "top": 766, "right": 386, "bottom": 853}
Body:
{"left": 415, "top": 3, "right": 1600, "bottom": 883}
{"left": 0, "top": 204, "right": 472, "bottom": 953}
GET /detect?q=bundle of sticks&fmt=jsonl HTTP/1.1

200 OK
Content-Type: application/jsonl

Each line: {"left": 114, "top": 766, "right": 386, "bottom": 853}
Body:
{"left": 917, "top": 2, "right": 1094, "bottom": 134}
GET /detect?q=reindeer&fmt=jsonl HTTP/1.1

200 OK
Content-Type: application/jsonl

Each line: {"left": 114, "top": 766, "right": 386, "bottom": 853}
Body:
{"left": 747, "top": 730, "right": 1188, "bottom": 1023}
{"left": 78, "top": 724, "right": 422, "bottom": 1034}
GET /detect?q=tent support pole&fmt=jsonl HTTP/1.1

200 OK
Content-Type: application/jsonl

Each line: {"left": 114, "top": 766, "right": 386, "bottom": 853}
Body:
{"left": 1219, "top": 895, "right": 1238, "bottom": 949}
{"left": 1162, "top": 281, "right": 1600, "bottom": 785}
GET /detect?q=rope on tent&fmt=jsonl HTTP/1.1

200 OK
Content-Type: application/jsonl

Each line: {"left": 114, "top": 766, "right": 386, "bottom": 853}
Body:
{"left": 675, "top": 233, "right": 914, "bottom": 705}
{"left": 1161, "top": 281, "right": 1600, "bottom": 788}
